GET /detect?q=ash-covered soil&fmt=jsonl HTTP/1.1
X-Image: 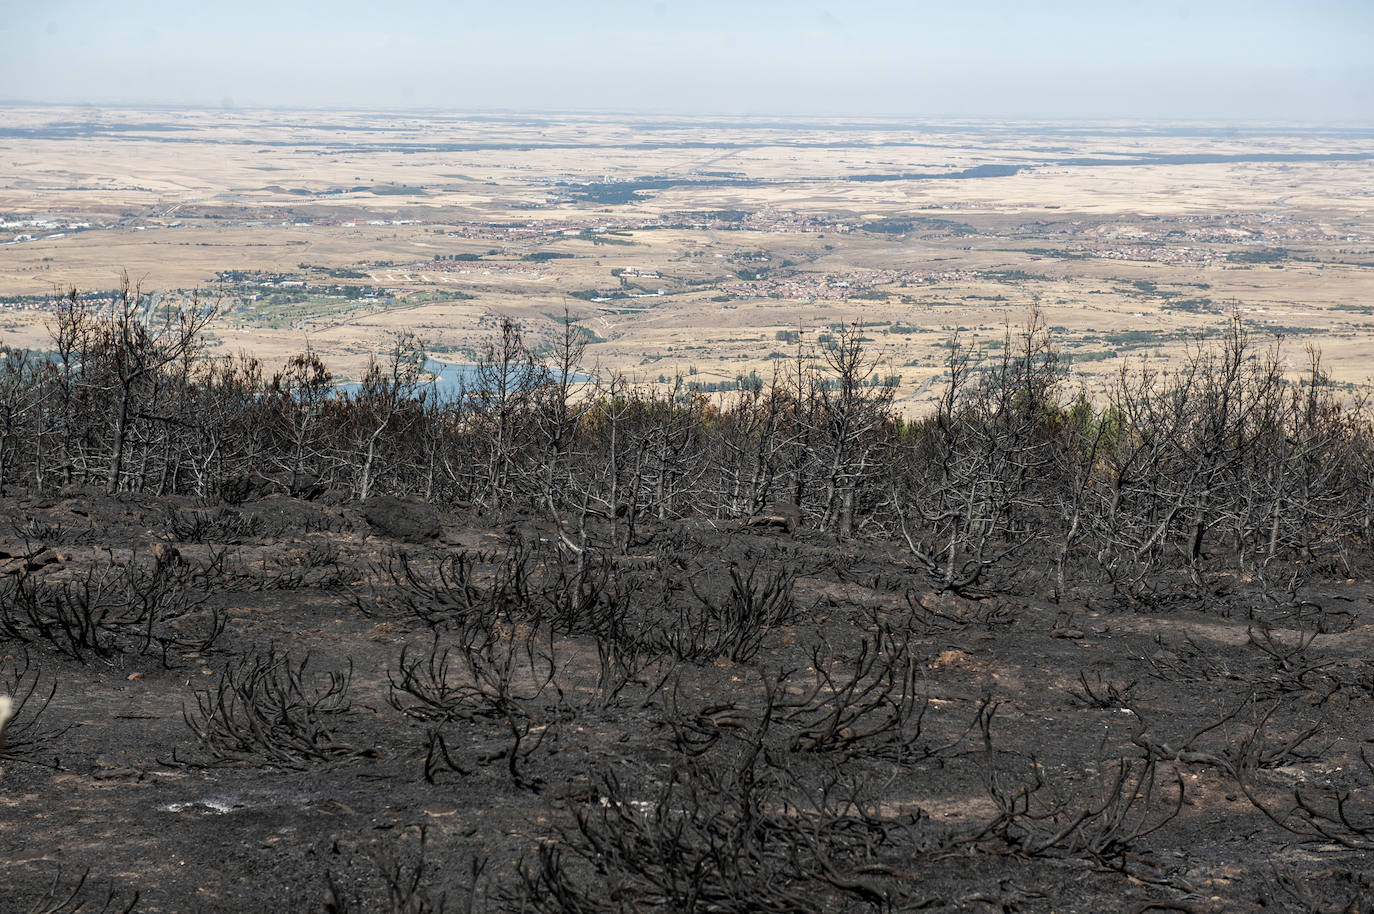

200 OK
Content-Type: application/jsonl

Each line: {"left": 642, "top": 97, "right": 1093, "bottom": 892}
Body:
{"left": 3, "top": 488, "right": 1373, "bottom": 913}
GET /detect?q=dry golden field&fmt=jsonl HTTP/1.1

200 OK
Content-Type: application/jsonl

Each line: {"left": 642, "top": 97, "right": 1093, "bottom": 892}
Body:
{"left": 2, "top": 105, "right": 1372, "bottom": 407}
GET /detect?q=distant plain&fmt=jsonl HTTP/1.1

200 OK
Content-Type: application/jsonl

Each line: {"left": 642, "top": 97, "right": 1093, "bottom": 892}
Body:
{"left": 2, "top": 106, "right": 1371, "bottom": 406}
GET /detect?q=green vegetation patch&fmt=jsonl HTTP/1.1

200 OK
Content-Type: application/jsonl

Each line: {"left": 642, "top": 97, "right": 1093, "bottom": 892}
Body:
{"left": 1229, "top": 247, "right": 1287, "bottom": 264}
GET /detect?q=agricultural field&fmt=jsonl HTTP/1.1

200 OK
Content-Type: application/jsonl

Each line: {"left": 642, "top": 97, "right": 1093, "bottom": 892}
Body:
{"left": 1, "top": 107, "right": 1372, "bottom": 404}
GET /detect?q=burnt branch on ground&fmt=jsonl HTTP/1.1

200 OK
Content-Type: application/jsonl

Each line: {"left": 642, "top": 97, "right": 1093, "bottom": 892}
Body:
{"left": 19, "top": 867, "right": 140, "bottom": 914}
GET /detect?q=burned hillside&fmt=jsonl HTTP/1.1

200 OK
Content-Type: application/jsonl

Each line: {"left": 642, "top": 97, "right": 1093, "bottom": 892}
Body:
{"left": 2, "top": 284, "right": 1374, "bottom": 913}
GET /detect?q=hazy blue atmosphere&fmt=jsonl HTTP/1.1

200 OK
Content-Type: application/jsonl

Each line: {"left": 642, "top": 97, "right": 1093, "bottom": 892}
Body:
{"left": 1, "top": 0, "right": 1371, "bottom": 121}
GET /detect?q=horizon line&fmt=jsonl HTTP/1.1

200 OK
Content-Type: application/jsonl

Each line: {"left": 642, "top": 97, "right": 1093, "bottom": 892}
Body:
{"left": 2, "top": 98, "right": 1373, "bottom": 130}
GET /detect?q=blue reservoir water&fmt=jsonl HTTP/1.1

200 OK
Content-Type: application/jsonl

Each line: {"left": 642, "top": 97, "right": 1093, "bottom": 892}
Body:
{"left": 338, "top": 359, "right": 591, "bottom": 401}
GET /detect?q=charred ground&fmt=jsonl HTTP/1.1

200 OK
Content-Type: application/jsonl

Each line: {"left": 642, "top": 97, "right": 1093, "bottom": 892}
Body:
{"left": 2, "top": 287, "right": 1374, "bottom": 913}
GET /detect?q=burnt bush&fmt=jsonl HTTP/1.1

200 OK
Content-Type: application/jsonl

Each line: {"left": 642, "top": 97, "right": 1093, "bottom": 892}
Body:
{"left": 0, "top": 651, "right": 64, "bottom": 762}
{"left": 323, "top": 827, "right": 485, "bottom": 914}
{"left": 0, "top": 552, "right": 222, "bottom": 664}
{"left": 183, "top": 647, "right": 358, "bottom": 768}
{"left": 660, "top": 559, "right": 799, "bottom": 663}
{"left": 515, "top": 744, "right": 927, "bottom": 913}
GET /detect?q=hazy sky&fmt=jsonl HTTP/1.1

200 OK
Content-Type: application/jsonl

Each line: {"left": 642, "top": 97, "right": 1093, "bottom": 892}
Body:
{"left": 2, "top": 0, "right": 1371, "bottom": 121}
